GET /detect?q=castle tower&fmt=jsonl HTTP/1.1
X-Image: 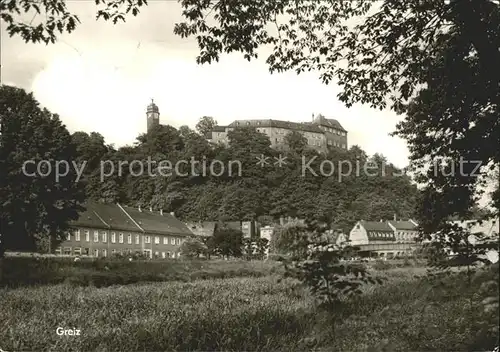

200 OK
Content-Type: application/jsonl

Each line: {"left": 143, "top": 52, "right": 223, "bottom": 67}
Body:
{"left": 146, "top": 99, "right": 160, "bottom": 131}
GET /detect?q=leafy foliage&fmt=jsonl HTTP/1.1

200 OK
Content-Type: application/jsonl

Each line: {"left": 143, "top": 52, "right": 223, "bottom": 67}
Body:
{"left": 243, "top": 237, "right": 269, "bottom": 260}
{"left": 0, "top": 0, "right": 148, "bottom": 44}
{"left": 279, "top": 220, "right": 382, "bottom": 310}
{"left": 180, "top": 236, "right": 208, "bottom": 258}
{"left": 195, "top": 116, "right": 217, "bottom": 136}
{"left": 0, "top": 86, "right": 85, "bottom": 255}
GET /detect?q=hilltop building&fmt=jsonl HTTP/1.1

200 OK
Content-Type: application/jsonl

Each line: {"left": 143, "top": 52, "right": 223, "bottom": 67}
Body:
{"left": 206, "top": 114, "right": 348, "bottom": 153}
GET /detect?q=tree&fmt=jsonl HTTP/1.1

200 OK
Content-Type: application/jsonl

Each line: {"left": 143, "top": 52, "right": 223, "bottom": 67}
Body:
{"left": 284, "top": 131, "right": 308, "bottom": 154}
{"left": 195, "top": 116, "right": 217, "bottom": 136}
{"left": 212, "top": 227, "right": 243, "bottom": 259}
{"left": 0, "top": 86, "right": 86, "bottom": 260}
{"left": 172, "top": 0, "right": 498, "bottom": 235}
{"left": 180, "top": 236, "right": 208, "bottom": 258}
{"left": 173, "top": 0, "right": 499, "bottom": 111}
{"left": 0, "top": 0, "right": 148, "bottom": 44}
{"left": 395, "top": 21, "right": 500, "bottom": 234}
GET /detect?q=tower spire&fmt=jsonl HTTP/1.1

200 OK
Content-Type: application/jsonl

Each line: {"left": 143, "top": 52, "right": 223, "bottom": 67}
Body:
{"left": 146, "top": 99, "right": 160, "bottom": 131}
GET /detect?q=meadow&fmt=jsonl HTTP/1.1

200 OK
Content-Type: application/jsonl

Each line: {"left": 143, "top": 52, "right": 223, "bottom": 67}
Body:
{"left": 0, "top": 258, "right": 498, "bottom": 351}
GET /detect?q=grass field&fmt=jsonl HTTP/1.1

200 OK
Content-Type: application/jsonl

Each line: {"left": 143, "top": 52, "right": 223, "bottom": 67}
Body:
{"left": 0, "top": 256, "right": 282, "bottom": 287}
{"left": 0, "top": 259, "right": 498, "bottom": 351}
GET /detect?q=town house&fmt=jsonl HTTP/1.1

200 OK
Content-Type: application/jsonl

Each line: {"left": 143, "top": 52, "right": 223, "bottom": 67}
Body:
{"left": 56, "top": 203, "right": 193, "bottom": 258}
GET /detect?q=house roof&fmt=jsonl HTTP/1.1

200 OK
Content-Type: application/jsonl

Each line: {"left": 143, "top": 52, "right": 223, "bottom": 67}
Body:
{"left": 185, "top": 221, "right": 216, "bottom": 237}
{"left": 212, "top": 126, "right": 227, "bottom": 132}
{"left": 228, "top": 119, "right": 324, "bottom": 134}
{"left": 90, "top": 203, "right": 141, "bottom": 232}
{"left": 388, "top": 220, "right": 418, "bottom": 231}
{"left": 311, "top": 115, "right": 347, "bottom": 132}
{"left": 216, "top": 221, "right": 241, "bottom": 232}
{"left": 360, "top": 221, "right": 394, "bottom": 232}
{"left": 69, "top": 203, "right": 109, "bottom": 230}
{"left": 121, "top": 206, "right": 193, "bottom": 236}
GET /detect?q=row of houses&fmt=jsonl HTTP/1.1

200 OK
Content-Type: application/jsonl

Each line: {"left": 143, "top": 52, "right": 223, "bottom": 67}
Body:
{"left": 56, "top": 202, "right": 261, "bottom": 258}
{"left": 55, "top": 202, "right": 499, "bottom": 259}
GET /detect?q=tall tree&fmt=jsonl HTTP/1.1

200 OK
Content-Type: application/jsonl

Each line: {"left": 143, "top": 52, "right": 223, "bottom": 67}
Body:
{"left": 195, "top": 116, "right": 217, "bottom": 136}
{"left": 0, "top": 86, "right": 85, "bottom": 257}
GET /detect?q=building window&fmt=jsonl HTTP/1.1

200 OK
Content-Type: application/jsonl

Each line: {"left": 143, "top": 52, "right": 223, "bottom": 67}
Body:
{"left": 93, "top": 249, "right": 99, "bottom": 257}
{"left": 111, "top": 232, "right": 116, "bottom": 243}
{"left": 135, "top": 234, "right": 140, "bottom": 244}
{"left": 167, "top": 252, "right": 171, "bottom": 258}
{"left": 154, "top": 236, "right": 160, "bottom": 244}
{"left": 176, "top": 238, "right": 181, "bottom": 245}
{"left": 83, "top": 248, "right": 90, "bottom": 256}
{"left": 74, "top": 247, "right": 81, "bottom": 255}
{"left": 154, "top": 251, "right": 159, "bottom": 257}
{"left": 162, "top": 252, "right": 166, "bottom": 258}
{"left": 128, "top": 234, "right": 132, "bottom": 244}
{"left": 93, "top": 231, "right": 99, "bottom": 242}
{"left": 145, "top": 236, "right": 151, "bottom": 244}
{"left": 55, "top": 248, "right": 62, "bottom": 255}
{"left": 111, "top": 249, "right": 116, "bottom": 255}
{"left": 102, "top": 232, "right": 107, "bottom": 243}
{"left": 170, "top": 238, "right": 175, "bottom": 245}
{"left": 67, "top": 232, "right": 71, "bottom": 241}
{"left": 102, "top": 249, "right": 107, "bottom": 257}
{"left": 63, "top": 247, "right": 72, "bottom": 255}
{"left": 163, "top": 237, "right": 168, "bottom": 245}
{"left": 119, "top": 233, "right": 124, "bottom": 243}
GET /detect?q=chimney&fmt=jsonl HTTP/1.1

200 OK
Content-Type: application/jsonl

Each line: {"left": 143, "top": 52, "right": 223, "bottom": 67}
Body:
{"left": 160, "top": 209, "right": 163, "bottom": 215}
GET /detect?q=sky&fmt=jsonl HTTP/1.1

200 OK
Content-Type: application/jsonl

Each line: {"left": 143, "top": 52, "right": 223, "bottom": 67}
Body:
{"left": 0, "top": 1, "right": 410, "bottom": 169}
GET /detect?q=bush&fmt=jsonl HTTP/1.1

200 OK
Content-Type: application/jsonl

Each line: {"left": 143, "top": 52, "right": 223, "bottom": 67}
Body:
{"left": 0, "top": 256, "right": 280, "bottom": 287}
{"left": 372, "top": 259, "right": 392, "bottom": 271}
